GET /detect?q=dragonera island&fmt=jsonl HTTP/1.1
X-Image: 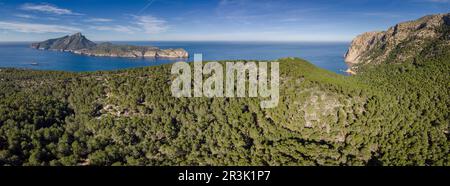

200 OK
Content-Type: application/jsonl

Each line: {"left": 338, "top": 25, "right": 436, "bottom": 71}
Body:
{"left": 31, "top": 33, "right": 189, "bottom": 58}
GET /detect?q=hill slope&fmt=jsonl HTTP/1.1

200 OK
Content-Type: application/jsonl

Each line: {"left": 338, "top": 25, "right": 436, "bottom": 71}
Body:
{"left": 0, "top": 57, "right": 448, "bottom": 166}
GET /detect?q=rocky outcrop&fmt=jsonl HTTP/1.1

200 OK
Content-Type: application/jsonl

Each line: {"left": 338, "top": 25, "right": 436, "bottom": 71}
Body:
{"left": 155, "top": 49, "right": 189, "bottom": 58}
{"left": 344, "top": 13, "right": 450, "bottom": 71}
{"left": 32, "top": 33, "right": 189, "bottom": 58}
{"left": 74, "top": 42, "right": 188, "bottom": 58}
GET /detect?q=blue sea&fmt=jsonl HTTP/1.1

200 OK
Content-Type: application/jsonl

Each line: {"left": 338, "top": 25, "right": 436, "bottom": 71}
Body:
{"left": 0, "top": 41, "right": 349, "bottom": 74}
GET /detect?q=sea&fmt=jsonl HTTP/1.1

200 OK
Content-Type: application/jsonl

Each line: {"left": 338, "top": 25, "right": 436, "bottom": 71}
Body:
{"left": 0, "top": 41, "right": 350, "bottom": 74}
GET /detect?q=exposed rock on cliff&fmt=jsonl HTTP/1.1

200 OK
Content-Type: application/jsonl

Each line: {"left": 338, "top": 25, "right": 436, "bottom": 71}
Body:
{"left": 344, "top": 13, "right": 450, "bottom": 71}
{"left": 31, "top": 33, "right": 189, "bottom": 58}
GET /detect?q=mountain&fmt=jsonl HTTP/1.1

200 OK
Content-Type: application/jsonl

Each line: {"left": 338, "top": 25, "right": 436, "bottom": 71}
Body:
{"left": 31, "top": 32, "right": 97, "bottom": 51}
{"left": 344, "top": 13, "right": 450, "bottom": 72}
{"left": 31, "top": 33, "right": 189, "bottom": 58}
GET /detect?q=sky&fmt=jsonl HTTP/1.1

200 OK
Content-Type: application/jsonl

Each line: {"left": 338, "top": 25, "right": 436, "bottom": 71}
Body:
{"left": 0, "top": 0, "right": 448, "bottom": 41}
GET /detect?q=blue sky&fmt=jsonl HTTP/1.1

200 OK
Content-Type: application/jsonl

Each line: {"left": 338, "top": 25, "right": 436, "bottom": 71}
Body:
{"left": 0, "top": 0, "right": 448, "bottom": 41}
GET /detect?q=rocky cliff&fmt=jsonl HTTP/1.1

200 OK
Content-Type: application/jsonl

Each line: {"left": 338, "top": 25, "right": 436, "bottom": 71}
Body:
{"left": 31, "top": 33, "right": 189, "bottom": 58}
{"left": 344, "top": 13, "right": 450, "bottom": 71}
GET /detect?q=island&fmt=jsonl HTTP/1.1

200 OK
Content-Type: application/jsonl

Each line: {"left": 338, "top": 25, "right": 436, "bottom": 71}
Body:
{"left": 31, "top": 33, "right": 189, "bottom": 58}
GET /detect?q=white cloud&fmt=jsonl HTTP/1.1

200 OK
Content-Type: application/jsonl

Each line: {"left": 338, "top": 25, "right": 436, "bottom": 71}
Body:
{"left": 20, "top": 3, "right": 83, "bottom": 15}
{"left": 426, "top": 0, "right": 450, "bottom": 2}
{"left": 90, "top": 25, "right": 137, "bottom": 34}
{"left": 46, "top": 17, "right": 60, "bottom": 21}
{"left": 138, "top": 0, "right": 156, "bottom": 14}
{"left": 88, "top": 15, "right": 169, "bottom": 35}
{"left": 85, "top": 18, "right": 113, "bottom": 22}
{"left": 280, "top": 18, "right": 303, "bottom": 22}
{"left": 0, "top": 21, "right": 81, "bottom": 33}
{"left": 362, "top": 12, "right": 401, "bottom": 18}
{"left": 14, "top": 14, "right": 36, "bottom": 19}
{"left": 134, "top": 15, "right": 168, "bottom": 34}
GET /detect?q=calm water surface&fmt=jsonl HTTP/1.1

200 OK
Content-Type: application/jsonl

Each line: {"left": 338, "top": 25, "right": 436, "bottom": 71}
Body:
{"left": 0, "top": 41, "right": 349, "bottom": 74}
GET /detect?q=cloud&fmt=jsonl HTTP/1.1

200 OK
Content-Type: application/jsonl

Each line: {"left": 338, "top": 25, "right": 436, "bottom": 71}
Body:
{"left": 85, "top": 18, "right": 113, "bottom": 22}
{"left": 218, "top": 0, "right": 240, "bottom": 6}
{"left": 20, "top": 3, "right": 83, "bottom": 15}
{"left": 426, "top": 0, "right": 450, "bottom": 2}
{"left": 90, "top": 25, "right": 137, "bottom": 34}
{"left": 138, "top": 0, "right": 156, "bottom": 14}
{"left": 279, "top": 18, "right": 303, "bottom": 22}
{"left": 361, "top": 12, "right": 402, "bottom": 18}
{"left": 216, "top": 0, "right": 322, "bottom": 25}
{"left": 413, "top": 0, "right": 450, "bottom": 3}
{"left": 89, "top": 15, "right": 168, "bottom": 34}
{"left": 134, "top": 15, "right": 168, "bottom": 34}
{"left": 0, "top": 21, "right": 81, "bottom": 33}
{"left": 14, "top": 14, "right": 36, "bottom": 19}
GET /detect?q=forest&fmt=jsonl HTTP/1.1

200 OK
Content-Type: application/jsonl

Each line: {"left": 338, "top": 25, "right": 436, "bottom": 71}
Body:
{"left": 0, "top": 45, "right": 448, "bottom": 166}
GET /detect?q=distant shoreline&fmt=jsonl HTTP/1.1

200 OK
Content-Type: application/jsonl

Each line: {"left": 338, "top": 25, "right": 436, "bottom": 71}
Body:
{"left": 0, "top": 40, "right": 352, "bottom": 43}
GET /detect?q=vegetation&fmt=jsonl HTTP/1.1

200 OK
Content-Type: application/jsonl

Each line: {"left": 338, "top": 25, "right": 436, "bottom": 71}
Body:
{"left": 0, "top": 45, "right": 448, "bottom": 166}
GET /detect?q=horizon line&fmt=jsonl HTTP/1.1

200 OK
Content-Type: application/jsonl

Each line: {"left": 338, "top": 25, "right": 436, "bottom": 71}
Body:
{"left": 0, "top": 39, "right": 352, "bottom": 43}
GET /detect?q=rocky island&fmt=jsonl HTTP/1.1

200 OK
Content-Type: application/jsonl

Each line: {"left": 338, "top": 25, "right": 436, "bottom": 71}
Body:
{"left": 344, "top": 13, "right": 449, "bottom": 72}
{"left": 31, "top": 33, "right": 189, "bottom": 58}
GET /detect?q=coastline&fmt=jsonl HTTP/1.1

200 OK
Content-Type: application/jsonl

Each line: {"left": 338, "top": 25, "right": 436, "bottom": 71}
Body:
{"left": 345, "top": 68, "right": 356, "bottom": 75}
{"left": 0, "top": 41, "right": 350, "bottom": 74}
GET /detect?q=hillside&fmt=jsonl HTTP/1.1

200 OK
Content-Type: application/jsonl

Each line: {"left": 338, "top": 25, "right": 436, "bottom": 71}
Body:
{"left": 344, "top": 13, "right": 450, "bottom": 72}
{"left": 0, "top": 56, "right": 448, "bottom": 166}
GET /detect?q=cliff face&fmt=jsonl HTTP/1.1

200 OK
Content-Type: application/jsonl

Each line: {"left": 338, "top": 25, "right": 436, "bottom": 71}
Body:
{"left": 344, "top": 13, "right": 450, "bottom": 71}
{"left": 31, "top": 33, "right": 189, "bottom": 58}
{"left": 74, "top": 42, "right": 189, "bottom": 58}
